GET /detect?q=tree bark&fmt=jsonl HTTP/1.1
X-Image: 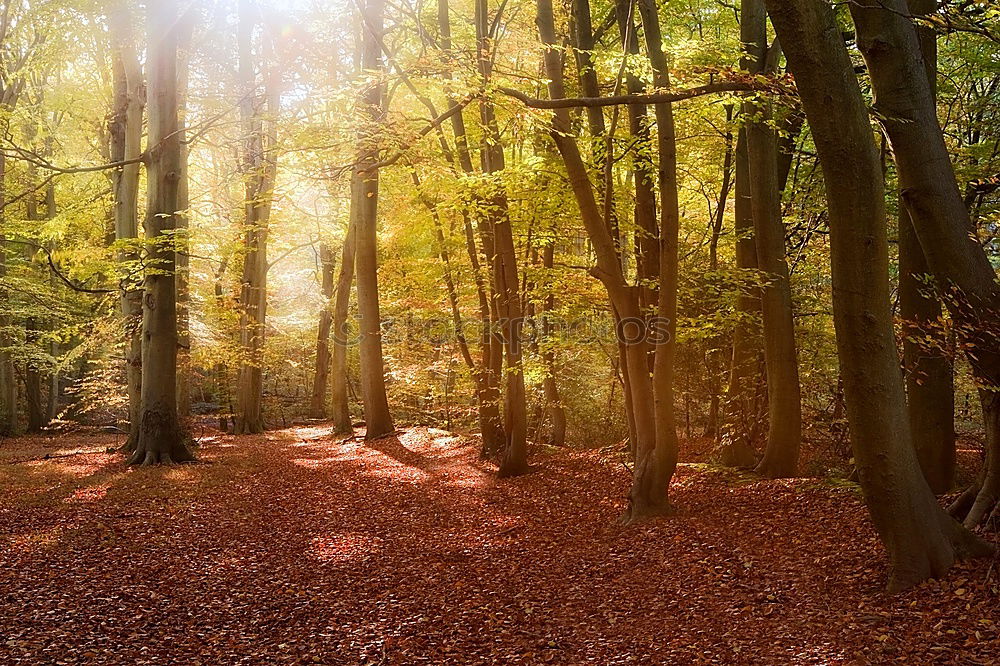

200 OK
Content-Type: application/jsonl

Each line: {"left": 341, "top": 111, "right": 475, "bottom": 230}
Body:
{"left": 475, "top": 0, "right": 528, "bottom": 477}
{"left": 309, "top": 242, "right": 336, "bottom": 418}
{"left": 615, "top": 0, "right": 658, "bottom": 308}
{"left": 23, "top": 125, "right": 44, "bottom": 434}
{"left": 705, "top": 112, "right": 735, "bottom": 440}
{"left": 848, "top": 0, "right": 1000, "bottom": 526}
{"left": 354, "top": 0, "right": 395, "bottom": 440}
{"left": 743, "top": 0, "right": 802, "bottom": 478}
{"left": 330, "top": 211, "right": 357, "bottom": 434}
{"left": 891, "top": 0, "right": 955, "bottom": 495}
{"left": 109, "top": 3, "right": 144, "bottom": 450}
{"left": 540, "top": 240, "right": 566, "bottom": 447}
{"left": 765, "top": 0, "right": 991, "bottom": 590}
{"left": 129, "top": 0, "right": 193, "bottom": 465}
{"left": 435, "top": 0, "right": 505, "bottom": 456}
{"left": 234, "top": 0, "right": 279, "bottom": 435}
{"left": 536, "top": 0, "right": 677, "bottom": 520}
{"left": 721, "top": 129, "right": 766, "bottom": 467}
{"left": 635, "top": 0, "right": 682, "bottom": 518}
{"left": 175, "top": 10, "right": 195, "bottom": 423}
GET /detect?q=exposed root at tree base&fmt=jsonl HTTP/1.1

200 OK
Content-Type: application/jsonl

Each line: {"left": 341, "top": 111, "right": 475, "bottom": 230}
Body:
{"left": 497, "top": 461, "right": 531, "bottom": 478}
{"left": 126, "top": 446, "right": 196, "bottom": 466}
{"left": 618, "top": 501, "right": 676, "bottom": 526}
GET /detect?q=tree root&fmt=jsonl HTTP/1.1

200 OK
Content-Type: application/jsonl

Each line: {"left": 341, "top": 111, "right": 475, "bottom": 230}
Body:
{"left": 618, "top": 500, "right": 675, "bottom": 526}
{"left": 126, "top": 444, "right": 195, "bottom": 466}
{"left": 949, "top": 474, "right": 1000, "bottom": 529}
{"left": 497, "top": 459, "right": 530, "bottom": 478}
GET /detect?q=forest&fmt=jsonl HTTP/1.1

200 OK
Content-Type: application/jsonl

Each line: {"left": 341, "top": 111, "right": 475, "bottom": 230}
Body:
{"left": 1, "top": 0, "right": 999, "bottom": 662}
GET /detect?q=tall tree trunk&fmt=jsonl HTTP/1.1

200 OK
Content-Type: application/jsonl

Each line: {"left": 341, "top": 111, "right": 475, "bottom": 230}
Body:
{"left": 330, "top": 212, "right": 357, "bottom": 434}
{"left": 234, "top": 0, "right": 278, "bottom": 435}
{"left": 129, "top": 0, "right": 193, "bottom": 465}
{"left": 705, "top": 114, "right": 735, "bottom": 440}
{"left": 764, "top": 0, "right": 991, "bottom": 590}
{"left": 635, "top": 0, "right": 682, "bottom": 520}
{"left": 436, "top": 0, "right": 505, "bottom": 456}
{"left": 354, "top": 0, "right": 395, "bottom": 440}
{"left": 309, "top": 242, "right": 336, "bottom": 418}
{"left": 848, "top": 0, "right": 1000, "bottom": 528}
{"left": 0, "top": 16, "right": 30, "bottom": 438}
{"left": 22, "top": 124, "right": 44, "bottom": 434}
{"left": 44, "top": 149, "right": 58, "bottom": 423}
{"left": 212, "top": 256, "right": 231, "bottom": 432}
{"left": 0, "top": 176, "right": 14, "bottom": 435}
{"left": 721, "top": 129, "right": 766, "bottom": 467}
{"left": 743, "top": 0, "right": 802, "bottom": 478}
{"left": 540, "top": 239, "right": 566, "bottom": 447}
{"left": 615, "top": 0, "right": 658, "bottom": 309}
{"left": 175, "top": 11, "right": 195, "bottom": 423}
{"left": 894, "top": 0, "right": 954, "bottom": 495}
{"left": 571, "top": 0, "right": 609, "bottom": 178}
{"left": 109, "top": 3, "right": 144, "bottom": 450}
{"left": 536, "top": 0, "right": 676, "bottom": 520}
{"left": 475, "top": 0, "right": 528, "bottom": 476}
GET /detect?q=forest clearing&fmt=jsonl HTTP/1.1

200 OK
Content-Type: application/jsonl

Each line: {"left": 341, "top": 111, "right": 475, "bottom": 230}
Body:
{"left": 2, "top": 426, "right": 998, "bottom": 664}
{"left": 1, "top": 0, "right": 1000, "bottom": 662}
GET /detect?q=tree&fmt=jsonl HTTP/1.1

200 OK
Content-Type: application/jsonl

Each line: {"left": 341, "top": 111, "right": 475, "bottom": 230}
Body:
{"left": 742, "top": 0, "right": 802, "bottom": 478}
{"left": 721, "top": 127, "right": 766, "bottom": 467}
{"left": 764, "top": 0, "right": 992, "bottom": 590}
{"left": 353, "top": 0, "right": 395, "bottom": 440}
{"left": 474, "top": 0, "right": 528, "bottom": 477}
{"left": 234, "top": 0, "right": 280, "bottom": 435}
{"left": 434, "top": 0, "right": 507, "bottom": 459}
{"left": 309, "top": 241, "right": 336, "bottom": 418}
{"left": 175, "top": 8, "right": 196, "bottom": 422}
{"left": 896, "top": 0, "right": 955, "bottom": 495}
{"left": 0, "top": 1, "right": 37, "bottom": 437}
{"left": 329, "top": 213, "right": 357, "bottom": 434}
{"left": 847, "top": 0, "right": 1000, "bottom": 526}
{"left": 536, "top": 0, "right": 679, "bottom": 521}
{"left": 108, "top": 2, "right": 144, "bottom": 450}
{"left": 129, "top": 0, "right": 193, "bottom": 465}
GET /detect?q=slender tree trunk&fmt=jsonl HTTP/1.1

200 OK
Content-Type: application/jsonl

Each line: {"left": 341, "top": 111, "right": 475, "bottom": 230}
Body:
{"left": 722, "top": 131, "right": 766, "bottom": 466}
{"left": 893, "top": 0, "right": 955, "bottom": 495}
{"left": 0, "top": 152, "right": 14, "bottom": 435}
{"left": 175, "top": 11, "right": 195, "bottom": 423}
{"left": 309, "top": 242, "right": 336, "bottom": 418}
{"left": 635, "top": 0, "right": 682, "bottom": 520}
{"left": 234, "top": 0, "right": 278, "bottom": 435}
{"left": 212, "top": 257, "right": 231, "bottom": 432}
{"left": 436, "top": 0, "right": 505, "bottom": 455}
{"left": 540, "top": 240, "right": 566, "bottom": 447}
{"left": 615, "top": 0, "right": 657, "bottom": 310}
{"left": 705, "top": 115, "right": 735, "bottom": 440}
{"left": 354, "top": 0, "right": 395, "bottom": 440}
{"left": 330, "top": 212, "right": 357, "bottom": 434}
{"left": 109, "top": 4, "right": 144, "bottom": 450}
{"left": 572, "top": 0, "right": 609, "bottom": 178}
{"left": 44, "top": 154, "right": 58, "bottom": 423}
{"left": 743, "top": 0, "right": 802, "bottom": 478}
{"left": 848, "top": 0, "right": 1000, "bottom": 527}
{"left": 475, "top": 0, "right": 528, "bottom": 475}
{"left": 765, "top": 0, "right": 991, "bottom": 590}
{"left": 24, "top": 314, "right": 44, "bottom": 432}
{"left": 129, "top": 0, "right": 193, "bottom": 465}
{"left": 22, "top": 128, "right": 44, "bottom": 434}
{"left": 536, "top": 0, "right": 676, "bottom": 520}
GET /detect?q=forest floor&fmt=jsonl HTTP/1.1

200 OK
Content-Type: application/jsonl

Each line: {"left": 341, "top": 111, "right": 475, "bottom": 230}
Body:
{"left": 1, "top": 426, "right": 999, "bottom": 665}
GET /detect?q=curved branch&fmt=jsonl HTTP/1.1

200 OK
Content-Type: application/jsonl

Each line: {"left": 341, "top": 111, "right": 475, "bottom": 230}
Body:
{"left": 498, "top": 79, "right": 793, "bottom": 109}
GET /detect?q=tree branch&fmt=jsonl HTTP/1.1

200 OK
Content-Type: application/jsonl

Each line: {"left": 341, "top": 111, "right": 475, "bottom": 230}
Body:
{"left": 498, "top": 79, "right": 793, "bottom": 109}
